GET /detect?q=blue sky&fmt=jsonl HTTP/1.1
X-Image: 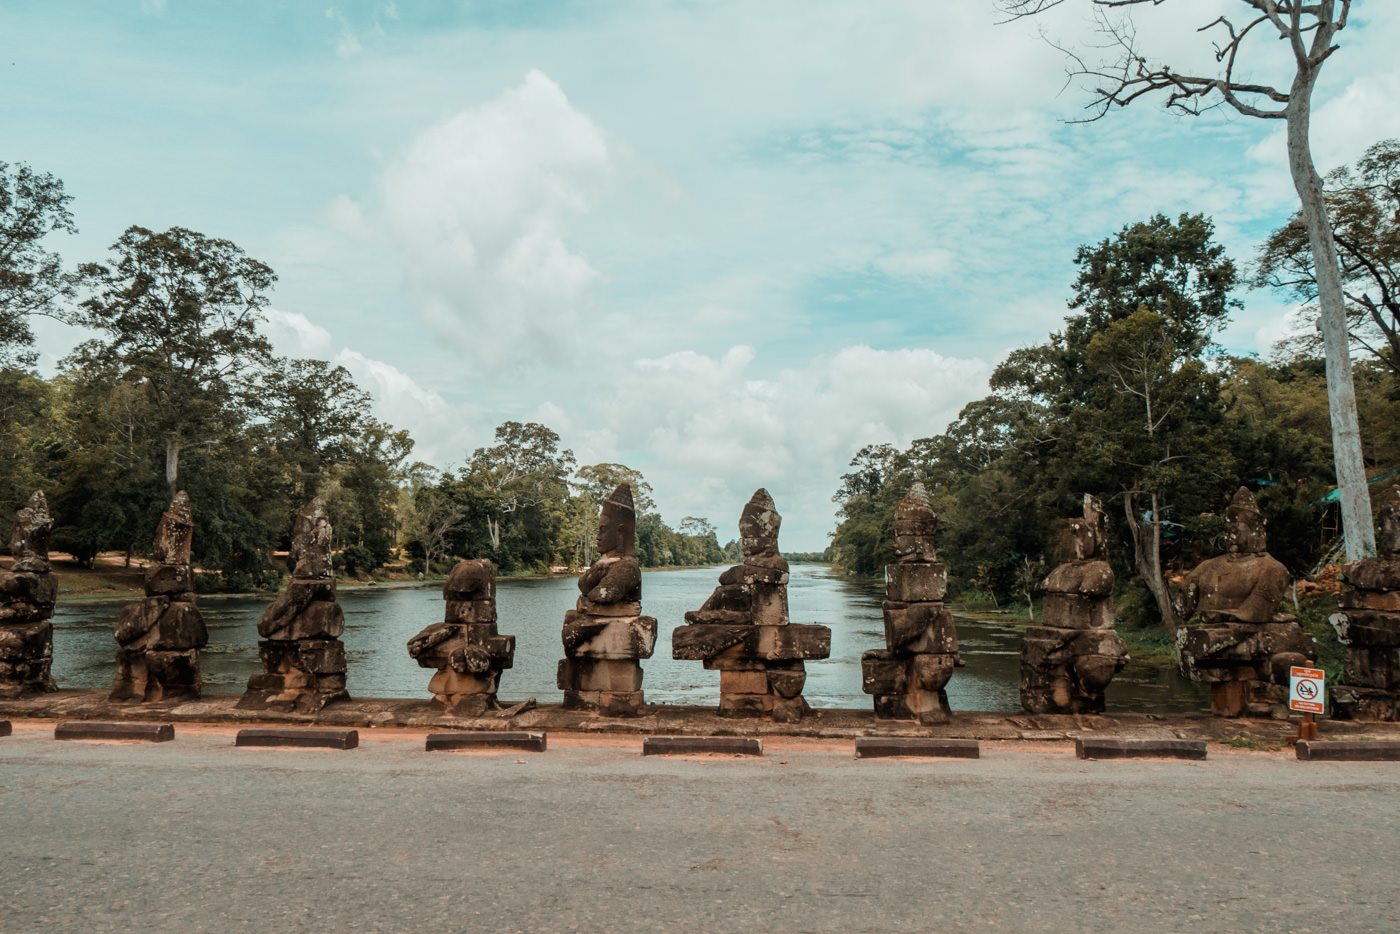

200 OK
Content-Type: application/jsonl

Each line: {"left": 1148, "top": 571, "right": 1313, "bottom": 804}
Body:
{"left": 5, "top": 1, "right": 1399, "bottom": 550}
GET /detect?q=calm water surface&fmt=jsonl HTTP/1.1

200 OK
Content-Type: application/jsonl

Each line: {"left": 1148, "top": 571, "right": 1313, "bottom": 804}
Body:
{"left": 49, "top": 564, "right": 1208, "bottom": 712}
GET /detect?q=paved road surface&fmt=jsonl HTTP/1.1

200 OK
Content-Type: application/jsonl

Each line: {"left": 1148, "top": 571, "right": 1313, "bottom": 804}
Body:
{"left": 3, "top": 724, "right": 1398, "bottom": 933}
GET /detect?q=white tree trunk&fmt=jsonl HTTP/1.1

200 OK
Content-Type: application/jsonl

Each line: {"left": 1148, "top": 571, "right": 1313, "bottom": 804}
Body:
{"left": 1286, "top": 64, "right": 1376, "bottom": 561}
{"left": 165, "top": 438, "right": 181, "bottom": 501}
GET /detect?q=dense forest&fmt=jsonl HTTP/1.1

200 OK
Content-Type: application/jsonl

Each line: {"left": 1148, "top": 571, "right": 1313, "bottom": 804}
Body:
{"left": 0, "top": 164, "right": 729, "bottom": 586}
{"left": 830, "top": 139, "right": 1400, "bottom": 632}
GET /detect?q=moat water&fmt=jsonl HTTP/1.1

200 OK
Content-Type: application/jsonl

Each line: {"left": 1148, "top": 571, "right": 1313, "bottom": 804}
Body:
{"left": 48, "top": 564, "right": 1209, "bottom": 712}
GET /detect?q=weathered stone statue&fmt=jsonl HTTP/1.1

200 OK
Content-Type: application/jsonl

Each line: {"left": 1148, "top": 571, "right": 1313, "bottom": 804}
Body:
{"left": 1019, "top": 494, "right": 1128, "bottom": 713}
{"left": 0, "top": 492, "right": 58, "bottom": 698}
{"left": 238, "top": 497, "right": 348, "bottom": 713}
{"left": 861, "top": 483, "right": 962, "bottom": 723}
{"left": 1176, "top": 487, "right": 1316, "bottom": 717}
{"left": 1333, "top": 490, "right": 1400, "bottom": 720}
{"left": 556, "top": 483, "right": 657, "bottom": 716}
{"left": 110, "top": 492, "right": 208, "bottom": 702}
{"left": 408, "top": 558, "right": 515, "bottom": 715}
{"left": 672, "top": 489, "right": 830, "bottom": 722}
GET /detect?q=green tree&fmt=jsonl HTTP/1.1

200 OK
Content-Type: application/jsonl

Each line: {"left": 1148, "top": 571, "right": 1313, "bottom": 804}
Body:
{"left": 455, "top": 421, "right": 575, "bottom": 571}
{"left": 76, "top": 226, "right": 276, "bottom": 499}
{"left": 0, "top": 162, "right": 76, "bottom": 367}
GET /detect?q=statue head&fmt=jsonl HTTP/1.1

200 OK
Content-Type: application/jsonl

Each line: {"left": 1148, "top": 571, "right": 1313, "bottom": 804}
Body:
{"left": 1057, "top": 494, "right": 1108, "bottom": 562}
{"left": 152, "top": 491, "right": 194, "bottom": 566}
{"left": 596, "top": 483, "right": 637, "bottom": 558}
{"left": 892, "top": 482, "right": 938, "bottom": 561}
{"left": 1378, "top": 489, "right": 1400, "bottom": 557}
{"left": 1224, "top": 487, "right": 1267, "bottom": 555}
{"left": 8, "top": 491, "right": 52, "bottom": 573}
{"left": 739, "top": 488, "right": 781, "bottom": 558}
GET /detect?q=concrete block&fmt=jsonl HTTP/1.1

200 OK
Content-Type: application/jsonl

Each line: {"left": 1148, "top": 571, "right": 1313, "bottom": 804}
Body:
{"left": 425, "top": 731, "right": 546, "bottom": 752}
{"left": 1295, "top": 740, "right": 1400, "bottom": 761}
{"left": 235, "top": 728, "right": 359, "bottom": 749}
{"left": 55, "top": 721, "right": 174, "bottom": 742}
{"left": 1075, "top": 738, "right": 1206, "bottom": 760}
{"left": 854, "top": 737, "right": 979, "bottom": 759}
{"left": 642, "top": 735, "right": 763, "bottom": 756}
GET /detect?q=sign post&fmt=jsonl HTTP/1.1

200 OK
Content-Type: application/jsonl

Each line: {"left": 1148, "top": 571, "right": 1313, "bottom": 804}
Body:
{"left": 1287, "top": 666, "right": 1325, "bottom": 744}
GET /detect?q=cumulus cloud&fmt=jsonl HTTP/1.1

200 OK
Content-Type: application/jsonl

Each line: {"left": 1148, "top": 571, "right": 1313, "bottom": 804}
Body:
{"left": 334, "top": 349, "right": 479, "bottom": 467}
{"left": 579, "top": 343, "right": 992, "bottom": 547}
{"left": 262, "top": 308, "right": 334, "bottom": 357}
{"left": 377, "top": 70, "right": 612, "bottom": 368}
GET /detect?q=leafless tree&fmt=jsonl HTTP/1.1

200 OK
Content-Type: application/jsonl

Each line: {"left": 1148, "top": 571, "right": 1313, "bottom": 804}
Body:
{"left": 1001, "top": 0, "right": 1374, "bottom": 559}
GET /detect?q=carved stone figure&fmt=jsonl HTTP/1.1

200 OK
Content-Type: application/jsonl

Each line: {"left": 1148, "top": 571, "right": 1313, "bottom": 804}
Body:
{"left": 408, "top": 558, "right": 516, "bottom": 715}
{"left": 557, "top": 483, "right": 656, "bottom": 716}
{"left": 0, "top": 492, "right": 58, "bottom": 698}
{"left": 672, "top": 489, "right": 830, "bottom": 722}
{"left": 1019, "top": 494, "right": 1128, "bottom": 713}
{"left": 110, "top": 492, "right": 208, "bottom": 702}
{"left": 238, "top": 497, "right": 348, "bottom": 712}
{"left": 1333, "top": 490, "right": 1400, "bottom": 719}
{"left": 1176, "top": 487, "right": 1316, "bottom": 717}
{"left": 861, "top": 483, "right": 962, "bottom": 723}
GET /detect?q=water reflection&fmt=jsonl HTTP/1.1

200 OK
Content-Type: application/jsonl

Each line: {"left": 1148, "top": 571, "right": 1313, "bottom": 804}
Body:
{"left": 49, "top": 565, "right": 1207, "bottom": 712}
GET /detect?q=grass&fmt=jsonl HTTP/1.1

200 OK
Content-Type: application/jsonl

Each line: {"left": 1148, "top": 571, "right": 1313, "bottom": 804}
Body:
{"left": 1220, "top": 733, "right": 1284, "bottom": 751}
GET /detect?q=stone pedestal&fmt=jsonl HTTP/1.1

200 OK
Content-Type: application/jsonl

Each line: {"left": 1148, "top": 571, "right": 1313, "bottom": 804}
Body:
{"left": 673, "top": 489, "right": 830, "bottom": 723}
{"left": 1175, "top": 488, "right": 1315, "bottom": 718}
{"left": 110, "top": 492, "right": 208, "bottom": 702}
{"left": 0, "top": 492, "right": 58, "bottom": 699}
{"left": 239, "top": 497, "right": 348, "bottom": 713}
{"left": 409, "top": 558, "right": 515, "bottom": 715}
{"left": 1020, "top": 495, "right": 1127, "bottom": 714}
{"left": 861, "top": 483, "right": 962, "bottom": 724}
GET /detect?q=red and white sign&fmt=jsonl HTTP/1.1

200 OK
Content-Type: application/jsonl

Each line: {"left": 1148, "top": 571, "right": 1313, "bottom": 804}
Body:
{"left": 1289, "top": 666, "right": 1326, "bottom": 714}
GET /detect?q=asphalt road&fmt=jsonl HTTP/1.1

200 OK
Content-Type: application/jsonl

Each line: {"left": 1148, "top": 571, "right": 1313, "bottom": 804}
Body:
{"left": 3, "top": 724, "right": 1399, "bottom": 933}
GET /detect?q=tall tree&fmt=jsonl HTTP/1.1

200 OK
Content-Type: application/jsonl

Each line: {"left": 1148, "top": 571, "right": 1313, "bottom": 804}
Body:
{"left": 76, "top": 226, "right": 276, "bottom": 499}
{"left": 0, "top": 162, "right": 76, "bottom": 367}
{"left": 999, "top": 0, "right": 1375, "bottom": 560}
{"left": 1258, "top": 138, "right": 1400, "bottom": 377}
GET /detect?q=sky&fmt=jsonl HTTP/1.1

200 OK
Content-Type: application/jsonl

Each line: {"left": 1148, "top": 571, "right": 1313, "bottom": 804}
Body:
{"left": 4, "top": 1, "right": 1399, "bottom": 551}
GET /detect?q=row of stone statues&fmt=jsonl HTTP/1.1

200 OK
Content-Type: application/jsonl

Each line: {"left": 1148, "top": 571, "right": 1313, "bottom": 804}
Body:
{"left": 5, "top": 483, "right": 1400, "bottom": 722}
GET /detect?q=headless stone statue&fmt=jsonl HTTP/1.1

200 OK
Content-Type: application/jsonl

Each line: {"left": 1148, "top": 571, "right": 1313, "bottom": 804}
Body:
{"left": 0, "top": 492, "right": 58, "bottom": 698}
{"left": 557, "top": 483, "right": 657, "bottom": 716}
{"left": 1020, "top": 494, "right": 1128, "bottom": 714}
{"left": 110, "top": 492, "right": 208, "bottom": 702}
{"left": 408, "top": 558, "right": 516, "bottom": 715}
{"left": 861, "top": 483, "right": 962, "bottom": 723}
{"left": 1176, "top": 487, "right": 1315, "bottom": 717}
{"left": 1333, "top": 490, "right": 1400, "bottom": 720}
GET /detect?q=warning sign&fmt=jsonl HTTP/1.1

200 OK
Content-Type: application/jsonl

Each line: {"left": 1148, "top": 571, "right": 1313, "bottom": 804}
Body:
{"left": 1289, "top": 666, "right": 1325, "bottom": 714}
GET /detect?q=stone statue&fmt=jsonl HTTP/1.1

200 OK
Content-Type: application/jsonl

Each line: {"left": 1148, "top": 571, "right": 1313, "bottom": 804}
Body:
{"left": 1176, "top": 487, "right": 1315, "bottom": 717}
{"left": 672, "top": 489, "right": 830, "bottom": 722}
{"left": 1019, "top": 494, "right": 1128, "bottom": 713}
{"left": 557, "top": 483, "right": 657, "bottom": 716}
{"left": 408, "top": 558, "right": 516, "bottom": 715}
{"left": 238, "top": 497, "right": 349, "bottom": 712}
{"left": 0, "top": 492, "right": 58, "bottom": 698}
{"left": 861, "top": 483, "right": 963, "bottom": 723}
{"left": 110, "top": 491, "right": 208, "bottom": 702}
{"left": 1333, "top": 489, "right": 1400, "bottom": 719}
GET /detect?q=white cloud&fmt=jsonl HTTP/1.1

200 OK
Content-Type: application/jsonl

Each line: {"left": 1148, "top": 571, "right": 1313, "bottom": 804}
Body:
{"left": 262, "top": 308, "right": 334, "bottom": 357}
{"left": 320, "top": 194, "right": 370, "bottom": 239}
{"left": 334, "top": 349, "right": 478, "bottom": 467}
{"left": 377, "top": 70, "right": 612, "bottom": 368}
{"left": 326, "top": 8, "right": 362, "bottom": 58}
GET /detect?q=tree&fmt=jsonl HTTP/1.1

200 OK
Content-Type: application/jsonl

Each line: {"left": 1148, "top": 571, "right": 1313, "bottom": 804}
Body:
{"left": 0, "top": 162, "right": 76, "bottom": 367}
{"left": 77, "top": 226, "right": 276, "bottom": 499}
{"left": 1000, "top": 0, "right": 1375, "bottom": 560}
{"left": 1258, "top": 138, "right": 1400, "bottom": 377}
{"left": 459, "top": 421, "right": 575, "bottom": 568}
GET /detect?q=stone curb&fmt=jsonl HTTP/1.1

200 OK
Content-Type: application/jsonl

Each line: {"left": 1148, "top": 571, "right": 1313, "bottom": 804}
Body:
{"left": 425, "top": 731, "right": 546, "bottom": 752}
{"left": 55, "top": 721, "right": 174, "bottom": 742}
{"left": 0, "top": 719, "right": 11, "bottom": 737}
{"left": 1295, "top": 740, "right": 1400, "bottom": 761}
{"left": 235, "top": 728, "right": 359, "bottom": 750}
{"left": 643, "top": 735, "right": 763, "bottom": 756}
{"left": 1076, "top": 738, "right": 1207, "bottom": 760}
{"left": 854, "top": 737, "right": 980, "bottom": 758}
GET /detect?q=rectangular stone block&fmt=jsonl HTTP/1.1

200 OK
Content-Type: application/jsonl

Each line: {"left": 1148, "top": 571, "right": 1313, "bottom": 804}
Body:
{"left": 751, "top": 624, "right": 831, "bottom": 661}
{"left": 884, "top": 603, "right": 957, "bottom": 654}
{"left": 1337, "top": 610, "right": 1400, "bottom": 647}
{"left": 557, "top": 658, "right": 644, "bottom": 692}
{"left": 718, "top": 692, "right": 771, "bottom": 717}
{"left": 235, "top": 728, "right": 358, "bottom": 749}
{"left": 0, "top": 720, "right": 11, "bottom": 736}
{"left": 561, "top": 690, "right": 644, "bottom": 716}
{"left": 1075, "top": 738, "right": 1207, "bottom": 760}
{"left": 297, "top": 639, "right": 347, "bottom": 674}
{"left": 1344, "top": 647, "right": 1400, "bottom": 690}
{"left": 1295, "top": 740, "right": 1400, "bottom": 761}
{"left": 673, "top": 624, "right": 750, "bottom": 660}
{"left": 1040, "top": 592, "right": 1114, "bottom": 629}
{"left": 872, "top": 694, "right": 913, "bottom": 719}
{"left": 444, "top": 599, "right": 497, "bottom": 624}
{"left": 425, "top": 731, "right": 547, "bottom": 752}
{"left": 151, "top": 602, "right": 207, "bottom": 651}
{"left": 145, "top": 563, "right": 194, "bottom": 595}
{"left": 0, "top": 621, "right": 53, "bottom": 660}
{"left": 720, "top": 669, "right": 769, "bottom": 694}
{"left": 642, "top": 735, "right": 763, "bottom": 756}
{"left": 682, "top": 609, "right": 750, "bottom": 626}
{"left": 855, "top": 737, "right": 979, "bottom": 759}
{"left": 55, "top": 721, "right": 174, "bottom": 742}
{"left": 861, "top": 650, "right": 906, "bottom": 694}
{"left": 884, "top": 562, "right": 947, "bottom": 603}
{"left": 749, "top": 582, "right": 789, "bottom": 626}
{"left": 1340, "top": 590, "right": 1400, "bottom": 612}
{"left": 562, "top": 612, "right": 657, "bottom": 659}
